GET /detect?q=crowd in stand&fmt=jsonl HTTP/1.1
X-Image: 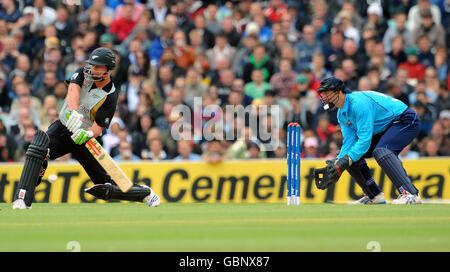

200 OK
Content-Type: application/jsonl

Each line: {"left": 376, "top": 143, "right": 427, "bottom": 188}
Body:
{"left": 0, "top": 0, "right": 449, "bottom": 163}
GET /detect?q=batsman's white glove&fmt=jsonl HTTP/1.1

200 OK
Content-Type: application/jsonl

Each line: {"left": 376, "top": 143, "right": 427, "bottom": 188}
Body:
{"left": 71, "top": 128, "right": 94, "bottom": 145}
{"left": 66, "top": 110, "right": 84, "bottom": 133}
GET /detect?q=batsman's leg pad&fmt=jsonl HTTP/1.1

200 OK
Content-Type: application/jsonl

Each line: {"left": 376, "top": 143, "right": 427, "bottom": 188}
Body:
{"left": 373, "top": 148, "right": 419, "bottom": 195}
{"left": 14, "top": 130, "right": 50, "bottom": 206}
{"left": 85, "top": 183, "right": 150, "bottom": 201}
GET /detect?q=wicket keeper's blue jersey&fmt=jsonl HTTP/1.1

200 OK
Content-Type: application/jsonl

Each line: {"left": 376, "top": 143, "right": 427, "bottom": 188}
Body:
{"left": 337, "top": 91, "right": 408, "bottom": 162}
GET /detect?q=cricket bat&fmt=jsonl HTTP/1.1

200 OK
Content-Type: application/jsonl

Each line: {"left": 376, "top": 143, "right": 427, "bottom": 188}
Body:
{"left": 85, "top": 138, "right": 133, "bottom": 192}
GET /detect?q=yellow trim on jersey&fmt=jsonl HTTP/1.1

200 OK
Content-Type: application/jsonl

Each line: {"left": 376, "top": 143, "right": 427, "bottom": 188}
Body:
{"left": 90, "top": 96, "right": 107, "bottom": 121}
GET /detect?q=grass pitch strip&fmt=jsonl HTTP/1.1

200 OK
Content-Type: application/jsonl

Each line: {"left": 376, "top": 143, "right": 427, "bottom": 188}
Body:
{"left": 0, "top": 203, "right": 449, "bottom": 252}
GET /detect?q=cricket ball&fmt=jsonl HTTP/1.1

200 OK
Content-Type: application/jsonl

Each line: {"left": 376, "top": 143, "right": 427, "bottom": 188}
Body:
{"left": 48, "top": 174, "right": 58, "bottom": 183}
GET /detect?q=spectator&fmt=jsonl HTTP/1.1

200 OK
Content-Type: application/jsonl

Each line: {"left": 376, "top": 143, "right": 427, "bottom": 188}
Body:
{"left": 264, "top": 0, "right": 287, "bottom": 23}
{"left": 287, "top": 83, "right": 314, "bottom": 130}
{"left": 53, "top": 81, "right": 66, "bottom": 111}
{"left": 212, "top": 68, "right": 235, "bottom": 104}
{"left": 435, "top": 83, "right": 450, "bottom": 114}
{"left": 35, "top": 71, "right": 58, "bottom": 102}
{"left": 439, "top": 110, "right": 450, "bottom": 137}
{"left": 109, "top": 2, "right": 137, "bottom": 42}
{"left": 221, "top": 16, "right": 241, "bottom": 47}
{"left": 0, "top": 0, "right": 21, "bottom": 31}
{"left": 311, "top": 53, "right": 332, "bottom": 81}
{"left": 421, "top": 138, "right": 442, "bottom": 156}
{"left": 31, "top": 53, "right": 64, "bottom": 95}
{"left": 337, "top": 38, "right": 366, "bottom": 78}
{"left": 32, "top": 0, "right": 57, "bottom": 27}
{"left": 244, "top": 69, "right": 272, "bottom": 100}
{"left": 434, "top": 46, "right": 447, "bottom": 81}
{"left": 398, "top": 47, "right": 426, "bottom": 82}
{"left": 65, "top": 48, "right": 86, "bottom": 78}
{"left": 0, "top": 35, "right": 20, "bottom": 74}
{"left": 191, "top": 13, "right": 215, "bottom": 49}
{"left": 88, "top": 0, "right": 115, "bottom": 27}
{"left": 172, "top": 30, "right": 196, "bottom": 70}
{"left": 204, "top": 3, "right": 221, "bottom": 36}
{"left": 341, "top": 58, "right": 359, "bottom": 90}
{"left": 396, "top": 67, "right": 415, "bottom": 95}
{"left": 113, "top": 141, "right": 141, "bottom": 161}
{"left": 316, "top": 113, "right": 336, "bottom": 144}
{"left": 280, "top": 12, "right": 301, "bottom": 43}
{"left": 102, "top": 116, "right": 126, "bottom": 155}
{"left": 334, "top": 10, "right": 360, "bottom": 45}
{"left": 363, "top": 3, "right": 388, "bottom": 41}
{"left": 87, "top": 7, "right": 107, "bottom": 37}
{"left": 188, "top": 29, "right": 206, "bottom": 56}
{"left": 148, "top": 0, "right": 169, "bottom": 26}
{"left": 295, "top": 24, "right": 322, "bottom": 72}
{"left": 399, "top": 144, "right": 420, "bottom": 159}
{"left": 184, "top": 67, "right": 208, "bottom": 108}
{"left": 54, "top": 6, "right": 76, "bottom": 47}
{"left": 430, "top": 120, "right": 450, "bottom": 155}
{"left": 157, "top": 65, "right": 174, "bottom": 99}
{"left": 302, "top": 136, "right": 323, "bottom": 158}
{"left": 424, "top": 67, "right": 440, "bottom": 95}
{"left": 412, "top": 9, "right": 445, "bottom": 49}
{"left": 120, "top": 67, "right": 144, "bottom": 114}
{"left": 13, "top": 125, "right": 36, "bottom": 162}
{"left": 0, "top": 71, "right": 11, "bottom": 112}
{"left": 146, "top": 137, "right": 168, "bottom": 161}
{"left": 411, "top": 101, "right": 434, "bottom": 139}
{"left": 40, "top": 96, "right": 58, "bottom": 132}
{"left": 9, "top": 82, "right": 42, "bottom": 121}
{"left": 173, "top": 140, "right": 201, "bottom": 161}
{"left": 231, "top": 78, "right": 253, "bottom": 107}
{"left": 407, "top": 0, "right": 442, "bottom": 33}
{"left": 115, "top": 0, "right": 145, "bottom": 22}
{"left": 385, "top": 35, "right": 407, "bottom": 75}
{"left": 206, "top": 33, "right": 237, "bottom": 71}
{"left": 383, "top": 12, "right": 409, "bottom": 53}
{"left": 202, "top": 139, "right": 226, "bottom": 163}
{"left": 247, "top": 141, "right": 265, "bottom": 159}
{"left": 417, "top": 35, "right": 435, "bottom": 68}
{"left": 323, "top": 29, "right": 345, "bottom": 71}
{"left": 243, "top": 44, "right": 275, "bottom": 84}
{"left": 269, "top": 59, "right": 297, "bottom": 99}
{"left": 159, "top": 47, "right": 186, "bottom": 79}
{"left": 357, "top": 76, "right": 372, "bottom": 91}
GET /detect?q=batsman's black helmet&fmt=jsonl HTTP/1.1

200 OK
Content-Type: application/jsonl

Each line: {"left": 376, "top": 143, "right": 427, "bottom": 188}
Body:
{"left": 86, "top": 47, "right": 116, "bottom": 70}
{"left": 317, "top": 77, "right": 351, "bottom": 94}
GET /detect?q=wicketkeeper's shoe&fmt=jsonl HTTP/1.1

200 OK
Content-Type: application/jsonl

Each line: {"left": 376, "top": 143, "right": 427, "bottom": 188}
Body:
{"left": 12, "top": 199, "right": 32, "bottom": 210}
{"left": 391, "top": 192, "right": 422, "bottom": 204}
{"left": 142, "top": 187, "right": 160, "bottom": 207}
{"left": 349, "top": 192, "right": 386, "bottom": 205}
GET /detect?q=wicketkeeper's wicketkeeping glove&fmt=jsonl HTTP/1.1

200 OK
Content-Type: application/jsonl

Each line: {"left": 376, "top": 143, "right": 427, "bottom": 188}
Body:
{"left": 71, "top": 128, "right": 93, "bottom": 145}
{"left": 314, "top": 155, "right": 352, "bottom": 190}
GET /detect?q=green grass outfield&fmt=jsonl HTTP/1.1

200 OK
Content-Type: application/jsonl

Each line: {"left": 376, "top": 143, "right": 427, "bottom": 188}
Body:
{"left": 0, "top": 203, "right": 449, "bottom": 252}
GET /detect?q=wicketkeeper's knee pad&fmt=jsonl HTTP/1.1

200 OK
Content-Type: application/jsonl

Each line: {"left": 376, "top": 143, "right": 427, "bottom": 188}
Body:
{"left": 347, "top": 160, "right": 379, "bottom": 199}
{"left": 373, "top": 147, "right": 418, "bottom": 195}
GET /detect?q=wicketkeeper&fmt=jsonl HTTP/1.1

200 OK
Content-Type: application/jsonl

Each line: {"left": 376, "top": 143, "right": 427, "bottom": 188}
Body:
{"left": 314, "top": 77, "right": 421, "bottom": 204}
{"left": 12, "top": 47, "right": 160, "bottom": 209}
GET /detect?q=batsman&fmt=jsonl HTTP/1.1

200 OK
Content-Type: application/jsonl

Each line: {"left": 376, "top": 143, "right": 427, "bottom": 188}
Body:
{"left": 314, "top": 77, "right": 421, "bottom": 204}
{"left": 12, "top": 47, "right": 160, "bottom": 209}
